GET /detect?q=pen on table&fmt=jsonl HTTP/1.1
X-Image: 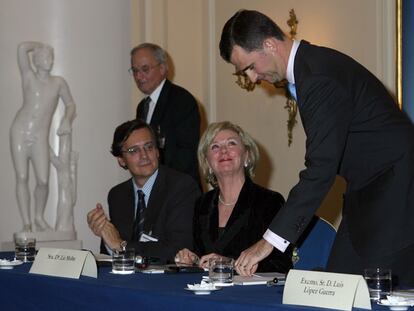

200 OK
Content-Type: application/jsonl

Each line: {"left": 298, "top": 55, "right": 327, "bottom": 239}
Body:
{"left": 173, "top": 261, "right": 198, "bottom": 267}
{"left": 266, "top": 277, "right": 281, "bottom": 287}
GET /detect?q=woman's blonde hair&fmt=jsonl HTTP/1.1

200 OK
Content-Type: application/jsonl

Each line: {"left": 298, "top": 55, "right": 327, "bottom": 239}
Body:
{"left": 198, "top": 121, "right": 259, "bottom": 187}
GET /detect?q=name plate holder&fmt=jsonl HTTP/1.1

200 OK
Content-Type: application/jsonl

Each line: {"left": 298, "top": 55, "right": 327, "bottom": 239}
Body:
{"left": 283, "top": 269, "right": 371, "bottom": 311}
{"left": 30, "top": 247, "right": 97, "bottom": 279}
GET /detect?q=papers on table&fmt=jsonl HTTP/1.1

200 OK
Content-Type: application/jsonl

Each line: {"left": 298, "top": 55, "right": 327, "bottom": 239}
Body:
{"left": 94, "top": 253, "right": 112, "bottom": 262}
{"left": 139, "top": 233, "right": 158, "bottom": 242}
{"left": 139, "top": 265, "right": 166, "bottom": 274}
{"left": 233, "top": 272, "right": 286, "bottom": 285}
{"left": 393, "top": 290, "right": 414, "bottom": 299}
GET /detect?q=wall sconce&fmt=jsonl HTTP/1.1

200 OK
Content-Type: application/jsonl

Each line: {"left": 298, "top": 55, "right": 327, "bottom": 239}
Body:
{"left": 283, "top": 9, "right": 299, "bottom": 147}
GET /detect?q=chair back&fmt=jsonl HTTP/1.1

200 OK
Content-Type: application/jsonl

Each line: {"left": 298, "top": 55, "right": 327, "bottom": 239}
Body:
{"left": 293, "top": 216, "right": 336, "bottom": 270}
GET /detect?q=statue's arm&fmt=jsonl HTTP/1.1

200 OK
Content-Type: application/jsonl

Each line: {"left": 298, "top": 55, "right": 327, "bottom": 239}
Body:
{"left": 17, "top": 41, "right": 42, "bottom": 76}
{"left": 57, "top": 78, "right": 76, "bottom": 136}
{"left": 49, "top": 145, "right": 61, "bottom": 168}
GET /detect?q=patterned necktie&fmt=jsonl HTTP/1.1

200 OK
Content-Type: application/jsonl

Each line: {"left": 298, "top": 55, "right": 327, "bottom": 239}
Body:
{"left": 132, "top": 190, "right": 146, "bottom": 241}
{"left": 287, "top": 83, "right": 297, "bottom": 101}
{"left": 141, "top": 97, "right": 151, "bottom": 121}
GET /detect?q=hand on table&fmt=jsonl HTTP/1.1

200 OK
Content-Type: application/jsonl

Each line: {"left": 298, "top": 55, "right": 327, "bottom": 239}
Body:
{"left": 235, "top": 239, "right": 274, "bottom": 276}
{"left": 175, "top": 248, "right": 199, "bottom": 266}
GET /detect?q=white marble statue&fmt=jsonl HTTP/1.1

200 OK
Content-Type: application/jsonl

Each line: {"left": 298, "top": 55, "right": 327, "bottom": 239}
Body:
{"left": 10, "top": 41, "right": 76, "bottom": 233}
{"left": 50, "top": 129, "right": 78, "bottom": 232}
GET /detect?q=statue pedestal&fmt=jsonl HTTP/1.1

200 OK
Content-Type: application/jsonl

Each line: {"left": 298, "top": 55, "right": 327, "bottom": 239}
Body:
{"left": 1, "top": 240, "right": 82, "bottom": 251}
{"left": 14, "top": 230, "right": 77, "bottom": 241}
{"left": 1, "top": 230, "right": 82, "bottom": 251}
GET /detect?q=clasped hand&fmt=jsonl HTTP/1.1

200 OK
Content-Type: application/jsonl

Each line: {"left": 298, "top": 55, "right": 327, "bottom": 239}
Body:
{"left": 175, "top": 249, "right": 231, "bottom": 269}
{"left": 87, "top": 203, "right": 122, "bottom": 250}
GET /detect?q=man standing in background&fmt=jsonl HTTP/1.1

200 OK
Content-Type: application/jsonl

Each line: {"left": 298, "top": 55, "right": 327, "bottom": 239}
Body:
{"left": 130, "top": 43, "right": 200, "bottom": 184}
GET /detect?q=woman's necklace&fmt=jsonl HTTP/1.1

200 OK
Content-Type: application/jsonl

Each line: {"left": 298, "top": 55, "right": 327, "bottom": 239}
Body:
{"left": 218, "top": 194, "right": 237, "bottom": 206}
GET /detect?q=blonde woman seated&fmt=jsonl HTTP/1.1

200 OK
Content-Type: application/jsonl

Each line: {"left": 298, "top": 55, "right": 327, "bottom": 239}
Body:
{"left": 176, "top": 121, "right": 292, "bottom": 273}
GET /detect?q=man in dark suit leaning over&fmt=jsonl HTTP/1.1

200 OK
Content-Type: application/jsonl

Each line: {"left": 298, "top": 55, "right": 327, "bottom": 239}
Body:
{"left": 131, "top": 42, "right": 200, "bottom": 184}
{"left": 87, "top": 119, "right": 201, "bottom": 262}
{"left": 219, "top": 9, "right": 414, "bottom": 285}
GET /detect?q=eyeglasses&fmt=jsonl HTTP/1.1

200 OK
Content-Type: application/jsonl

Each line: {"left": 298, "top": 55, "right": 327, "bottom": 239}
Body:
{"left": 128, "top": 63, "right": 161, "bottom": 76}
{"left": 121, "top": 142, "right": 155, "bottom": 156}
{"left": 233, "top": 63, "right": 257, "bottom": 92}
{"left": 234, "top": 63, "right": 255, "bottom": 77}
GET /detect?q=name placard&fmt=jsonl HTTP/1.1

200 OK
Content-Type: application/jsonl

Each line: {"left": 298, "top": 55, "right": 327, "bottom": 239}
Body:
{"left": 283, "top": 269, "right": 371, "bottom": 311}
{"left": 30, "top": 247, "right": 97, "bottom": 279}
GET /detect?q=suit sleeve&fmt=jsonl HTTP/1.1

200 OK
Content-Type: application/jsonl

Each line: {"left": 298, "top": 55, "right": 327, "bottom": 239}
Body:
{"left": 269, "top": 77, "right": 353, "bottom": 244}
{"left": 165, "top": 92, "right": 200, "bottom": 179}
{"left": 256, "top": 192, "right": 293, "bottom": 273}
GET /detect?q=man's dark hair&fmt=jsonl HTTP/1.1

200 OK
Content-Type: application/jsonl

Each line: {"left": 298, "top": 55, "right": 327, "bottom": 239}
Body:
{"left": 111, "top": 119, "right": 157, "bottom": 157}
{"left": 219, "top": 9, "right": 285, "bottom": 62}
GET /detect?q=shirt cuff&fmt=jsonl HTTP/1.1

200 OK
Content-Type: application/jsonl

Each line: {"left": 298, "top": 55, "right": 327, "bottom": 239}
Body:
{"left": 263, "top": 229, "right": 290, "bottom": 253}
{"left": 105, "top": 243, "right": 113, "bottom": 255}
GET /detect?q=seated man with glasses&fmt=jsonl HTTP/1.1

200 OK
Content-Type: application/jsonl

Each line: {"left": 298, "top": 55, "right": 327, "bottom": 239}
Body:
{"left": 130, "top": 43, "right": 200, "bottom": 184}
{"left": 87, "top": 119, "right": 201, "bottom": 262}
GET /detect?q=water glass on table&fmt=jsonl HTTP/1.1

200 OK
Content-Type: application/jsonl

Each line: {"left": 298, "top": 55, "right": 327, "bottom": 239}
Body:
{"left": 364, "top": 268, "right": 392, "bottom": 301}
{"left": 14, "top": 237, "right": 36, "bottom": 262}
{"left": 112, "top": 249, "right": 135, "bottom": 274}
{"left": 209, "top": 257, "right": 234, "bottom": 284}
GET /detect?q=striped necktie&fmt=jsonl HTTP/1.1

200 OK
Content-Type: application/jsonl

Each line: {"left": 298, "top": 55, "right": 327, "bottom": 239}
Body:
{"left": 132, "top": 190, "right": 146, "bottom": 241}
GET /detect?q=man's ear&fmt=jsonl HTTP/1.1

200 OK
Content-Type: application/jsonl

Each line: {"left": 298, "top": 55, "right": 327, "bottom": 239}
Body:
{"left": 155, "top": 147, "right": 160, "bottom": 160}
{"left": 263, "top": 38, "right": 277, "bottom": 53}
{"left": 117, "top": 157, "right": 128, "bottom": 170}
{"left": 159, "top": 63, "right": 168, "bottom": 76}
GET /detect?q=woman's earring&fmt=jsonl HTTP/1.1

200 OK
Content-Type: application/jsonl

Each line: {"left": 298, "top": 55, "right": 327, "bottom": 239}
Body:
{"left": 244, "top": 161, "right": 248, "bottom": 168}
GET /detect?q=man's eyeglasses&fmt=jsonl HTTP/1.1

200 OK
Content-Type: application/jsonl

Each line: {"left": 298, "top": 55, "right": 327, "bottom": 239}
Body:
{"left": 128, "top": 63, "right": 161, "bottom": 76}
{"left": 233, "top": 63, "right": 256, "bottom": 92}
{"left": 121, "top": 142, "right": 155, "bottom": 156}
{"left": 234, "top": 63, "right": 255, "bottom": 77}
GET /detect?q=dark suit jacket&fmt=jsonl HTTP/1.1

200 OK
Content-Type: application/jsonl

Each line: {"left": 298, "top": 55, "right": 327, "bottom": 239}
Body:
{"left": 101, "top": 165, "right": 201, "bottom": 262}
{"left": 194, "top": 178, "right": 293, "bottom": 273}
{"left": 136, "top": 79, "right": 200, "bottom": 183}
{"left": 269, "top": 41, "right": 414, "bottom": 261}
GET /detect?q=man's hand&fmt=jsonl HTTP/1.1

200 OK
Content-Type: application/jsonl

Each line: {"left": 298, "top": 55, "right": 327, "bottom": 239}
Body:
{"left": 100, "top": 221, "right": 123, "bottom": 251}
{"left": 235, "top": 239, "right": 274, "bottom": 276}
{"left": 87, "top": 203, "right": 108, "bottom": 237}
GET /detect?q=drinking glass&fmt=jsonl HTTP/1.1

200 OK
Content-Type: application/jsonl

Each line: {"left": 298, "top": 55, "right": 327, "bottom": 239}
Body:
{"left": 364, "top": 268, "right": 392, "bottom": 301}
{"left": 14, "top": 237, "right": 36, "bottom": 262}
{"left": 112, "top": 249, "right": 135, "bottom": 274}
{"left": 209, "top": 257, "right": 234, "bottom": 283}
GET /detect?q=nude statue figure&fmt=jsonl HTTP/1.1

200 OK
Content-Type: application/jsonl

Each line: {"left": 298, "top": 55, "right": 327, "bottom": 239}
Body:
{"left": 10, "top": 41, "right": 76, "bottom": 232}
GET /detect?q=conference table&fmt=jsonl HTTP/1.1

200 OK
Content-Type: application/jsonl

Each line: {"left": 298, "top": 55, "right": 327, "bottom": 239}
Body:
{"left": 0, "top": 252, "right": 386, "bottom": 311}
